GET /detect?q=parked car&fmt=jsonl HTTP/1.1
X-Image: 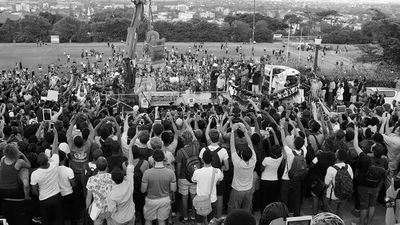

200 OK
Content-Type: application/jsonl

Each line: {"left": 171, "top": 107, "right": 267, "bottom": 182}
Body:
{"left": 366, "top": 87, "right": 400, "bottom": 107}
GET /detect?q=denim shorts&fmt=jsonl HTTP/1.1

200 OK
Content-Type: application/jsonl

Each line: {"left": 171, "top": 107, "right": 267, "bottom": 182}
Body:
{"left": 359, "top": 186, "right": 379, "bottom": 209}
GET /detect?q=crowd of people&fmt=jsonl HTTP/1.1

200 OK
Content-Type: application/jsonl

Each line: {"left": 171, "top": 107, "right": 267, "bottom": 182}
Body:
{"left": 0, "top": 42, "right": 399, "bottom": 225}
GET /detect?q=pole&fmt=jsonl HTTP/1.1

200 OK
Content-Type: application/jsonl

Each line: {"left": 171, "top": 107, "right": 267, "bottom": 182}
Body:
{"left": 298, "top": 27, "right": 302, "bottom": 63}
{"left": 268, "top": 65, "right": 273, "bottom": 95}
{"left": 252, "top": 0, "right": 255, "bottom": 43}
{"left": 313, "top": 44, "right": 319, "bottom": 73}
{"left": 286, "top": 22, "right": 290, "bottom": 62}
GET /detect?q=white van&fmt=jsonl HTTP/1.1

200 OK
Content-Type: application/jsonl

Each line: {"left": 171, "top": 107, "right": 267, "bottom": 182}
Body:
{"left": 366, "top": 87, "right": 400, "bottom": 105}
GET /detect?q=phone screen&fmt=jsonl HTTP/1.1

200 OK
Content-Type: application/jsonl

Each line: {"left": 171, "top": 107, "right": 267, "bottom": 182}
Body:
{"left": 43, "top": 109, "right": 52, "bottom": 121}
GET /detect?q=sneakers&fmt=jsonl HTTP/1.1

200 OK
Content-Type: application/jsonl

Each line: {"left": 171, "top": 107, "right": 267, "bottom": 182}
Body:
{"left": 179, "top": 217, "right": 189, "bottom": 223}
{"left": 32, "top": 216, "right": 42, "bottom": 224}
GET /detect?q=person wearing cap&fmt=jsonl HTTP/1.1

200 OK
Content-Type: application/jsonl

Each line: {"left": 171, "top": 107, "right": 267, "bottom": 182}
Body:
{"left": 58, "top": 150, "right": 77, "bottom": 225}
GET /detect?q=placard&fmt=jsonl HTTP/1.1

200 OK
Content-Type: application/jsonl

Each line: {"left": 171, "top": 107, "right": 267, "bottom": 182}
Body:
{"left": 46, "top": 90, "right": 59, "bottom": 102}
{"left": 141, "top": 99, "right": 149, "bottom": 108}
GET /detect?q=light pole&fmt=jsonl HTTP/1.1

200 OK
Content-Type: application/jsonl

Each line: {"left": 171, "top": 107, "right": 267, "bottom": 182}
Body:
{"left": 252, "top": 0, "right": 255, "bottom": 43}
{"left": 313, "top": 36, "right": 322, "bottom": 73}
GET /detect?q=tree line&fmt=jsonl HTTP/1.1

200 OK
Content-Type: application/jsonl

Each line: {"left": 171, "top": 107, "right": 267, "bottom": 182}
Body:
{"left": 0, "top": 9, "right": 399, "bottom": 65}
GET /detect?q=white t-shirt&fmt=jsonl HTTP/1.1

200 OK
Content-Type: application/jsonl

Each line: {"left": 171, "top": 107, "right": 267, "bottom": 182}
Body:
{"left": 324, "top": 162, "right": 353, "bottom": 200}
{"left": 58, "top": 165, "right": 75, "bottom": 196}
{"left": 261, "top": 156, "right": 283, "bottom": 181}
{"left": 31, "top": 154, "right": 61, "bottom": 201}
{"left": 199, "top": 145, "right": 229, "bottom": 166}
{"left": 192, "top": 167, "right": 223, "bottom": 203}
{"left": 282, "top": 146, "right": 307, "bottom": 181}
{"left": 231, "top": 151, "right": 256, "bottom": 191}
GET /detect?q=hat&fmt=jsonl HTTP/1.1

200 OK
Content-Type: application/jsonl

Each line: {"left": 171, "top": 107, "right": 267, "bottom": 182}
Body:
{"left": 175, "top": 118, "right": 183, "bottom": 127}
{"left": 59, "top": 142, "right": 70, "bottom": 154}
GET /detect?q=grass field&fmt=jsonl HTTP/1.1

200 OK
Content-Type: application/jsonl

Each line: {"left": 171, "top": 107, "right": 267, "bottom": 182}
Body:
{"left": 0, "top": 42, "right": 370, "bottom": 74}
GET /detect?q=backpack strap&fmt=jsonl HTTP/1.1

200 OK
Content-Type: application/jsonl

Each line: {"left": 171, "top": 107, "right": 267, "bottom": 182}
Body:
{"left": 209, "top": 168, "right": 216, "bottom": 198}
{"left": 215, "top": 146, "right": 222, "bottom": 153}
{"left": 332, "top": 165, "right": 340, "bottom": 171}
{"left": 311, "top": 134, "right": 322, "bottom": 150}
{"left": 182, "top": 148, "right": 189, "bottom": 160}
{"left": 135, "top": 159, "right": 144, "bottom": 172}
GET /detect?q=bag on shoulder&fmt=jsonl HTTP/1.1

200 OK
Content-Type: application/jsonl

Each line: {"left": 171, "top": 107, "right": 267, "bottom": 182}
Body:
{"left": 311, "top": 134, "right": 322, "bottom": 153}
{"left": 209, "top": 146, "right": 222, "bottom": 169}
{"left": 332, "top": 165, "right": 353, "bottom": 200}
{"left": 288, "top": 150, "right": 309, "bottom": 181}
{"left": 193, "top": 168, "right": 216, "bottom": 216}
{"left": 364, "top": 157, "right": 386, "bottom": 188}
{"left": 182, "top": 146, "right": 202, "bottom": 182}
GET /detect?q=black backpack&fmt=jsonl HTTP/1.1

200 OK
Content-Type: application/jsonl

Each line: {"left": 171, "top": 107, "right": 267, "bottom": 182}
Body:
{"left": 207, "top": 146, "right": 222, "bottom": 169}
{"left": 288, "top": 150, "right": 309, "bottom": 181}
{"left": 134, "top": 160, "right": 144, "bottom": 194}
{"left": 182, "top": 146, "right": 202, "bottom": 183}
{"left": 364, "top": 157, "right": 386, "bottom": 188}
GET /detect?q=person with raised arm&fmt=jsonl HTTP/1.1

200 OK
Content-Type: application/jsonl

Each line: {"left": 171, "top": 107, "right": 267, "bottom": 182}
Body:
{"left": 354, "top": 125, "right": 387, "bottom": 225}
{"left": 227, "top": 121, "right": 256, "bottom": 213}
{"left": 107, "top": 131, "right": 136, "bottom": 225}
{"left": 31, "top": 128, "right": 64, "bottom": 225}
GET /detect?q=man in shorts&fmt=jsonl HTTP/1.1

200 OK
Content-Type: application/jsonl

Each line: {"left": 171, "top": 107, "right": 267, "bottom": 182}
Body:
{"left": 175, "top": 126, "right": 200, "bottom": 222}
{"left": 142, "top": 150, "right": 177, "bottom": 225}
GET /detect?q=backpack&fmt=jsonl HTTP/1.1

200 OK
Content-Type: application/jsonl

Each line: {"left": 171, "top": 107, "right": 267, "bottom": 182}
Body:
{"left": 364, "top": 157, "right": 386, "bottom": 188}
{"left": 331, "top": 165, "right": 353, "bottom": 200}
{"left": 134, "top": 160, "right": 144, "bottom": 194}
{"left": 207, "top": 146, "right": 222, "bottom": 169}
{"left": 288, "top": 150, "right": 309, "bottom": 181}
{"left": 182, "top": 146, "right": 202, "bottom": 182}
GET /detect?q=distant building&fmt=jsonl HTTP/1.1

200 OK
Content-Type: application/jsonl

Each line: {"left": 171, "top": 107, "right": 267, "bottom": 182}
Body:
{"left": 165, "top": 4, "right": 189, "bottom": 11}
{"left": 178, "top": 11, "right": 195, "bottom": 21}
{"left": 200, "top": 11, "right": 215, "bottom": 19}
